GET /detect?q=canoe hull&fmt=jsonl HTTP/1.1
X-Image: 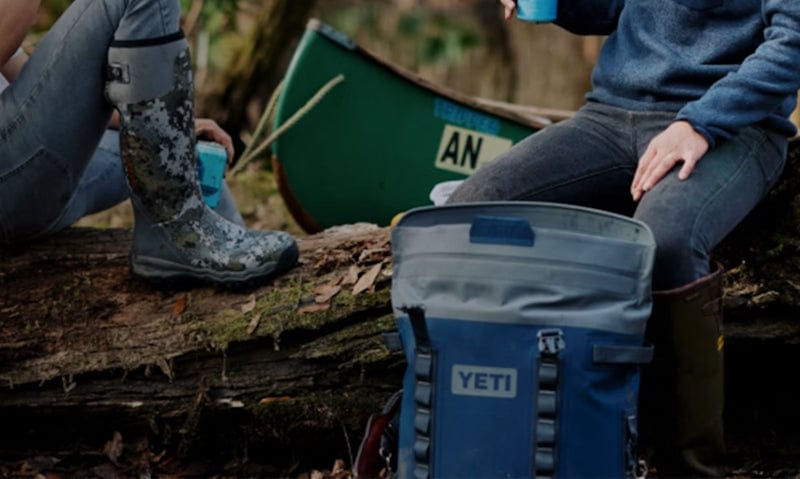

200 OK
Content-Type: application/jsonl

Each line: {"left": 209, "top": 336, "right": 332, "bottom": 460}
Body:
{"left": 273, "top": 20, "right": 549, "bottom": 232}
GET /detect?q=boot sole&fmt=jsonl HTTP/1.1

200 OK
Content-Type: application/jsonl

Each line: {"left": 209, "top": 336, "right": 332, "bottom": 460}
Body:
{"left": 131, "top": 244, "right": 299, "bottom": 288}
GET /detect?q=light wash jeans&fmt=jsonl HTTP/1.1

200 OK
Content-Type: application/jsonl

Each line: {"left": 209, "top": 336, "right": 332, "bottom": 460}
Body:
{"left": 47, "top": 130, "right": 242, "bottom": 232}
{"left": 448, "top": 102, "right": 787, "bottom": 289}
{"left": 0, "top": 0, "right": 240, "bottom": 243}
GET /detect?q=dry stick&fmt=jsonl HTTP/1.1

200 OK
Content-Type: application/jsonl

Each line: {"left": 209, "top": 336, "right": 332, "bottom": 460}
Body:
{"left": 240, "top": 78, "right": 284, "bottom": 162}
{"left": 183, "top": 0, "right": 205, "bottom": 39}
{"left": 232, "top": 74, "right": 346, "bottom": 176}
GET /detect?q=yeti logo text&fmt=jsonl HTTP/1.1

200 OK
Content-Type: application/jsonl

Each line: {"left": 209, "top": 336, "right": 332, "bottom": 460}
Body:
{"left": 451, "top": 365, "right": 517, "bottom": 399}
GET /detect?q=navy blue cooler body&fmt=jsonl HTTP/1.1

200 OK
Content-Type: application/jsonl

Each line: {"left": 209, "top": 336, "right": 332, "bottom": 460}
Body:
{"left": 391, "top": 202, "right": 656, "bottom": 478}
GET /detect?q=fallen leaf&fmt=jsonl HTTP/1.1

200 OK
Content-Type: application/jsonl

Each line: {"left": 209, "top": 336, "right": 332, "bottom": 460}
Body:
{"left": 314, "top": 282, "right": 342, "bottom": 304}
{"left": 246, "top": 313, "right": 261, "bottom": 335}
{"left": 298, "top": 303, "right": 331, "bottom": 314}
{"left": 358, "top": 247, "right": 390, "bottom": 264}
{"left": 171, "top": 295, "right": 188, "bottom": 318}
{"left": 342, "top": 265, "right": 361, "bottom": 285}
{"left": 241, "top": 294, "right": 257, "bottom": 314}
{"left": 352, "top": 263, "right": 382, "bottom": 296}
{"left": 102, "top": 431, "right": 124, "bottom": 465}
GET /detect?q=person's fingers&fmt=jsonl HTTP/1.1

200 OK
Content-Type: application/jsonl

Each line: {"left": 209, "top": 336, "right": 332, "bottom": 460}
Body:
{"left": 195, "top": 118, "right": 235, "bottom": 163}
{"left": 640, "top": 155, "right": 678, "bottom": 194}
{"left": 632, "top": 121, "right": 709, "bottom": 201}
{"left": 631, "top": 146, "right": 656, "bottom": 200}
{"left": 500, "top": 0, "right": 516, "bottom": 19}
{"left": 678, "top": 157, "right": 697, "bottom": 181}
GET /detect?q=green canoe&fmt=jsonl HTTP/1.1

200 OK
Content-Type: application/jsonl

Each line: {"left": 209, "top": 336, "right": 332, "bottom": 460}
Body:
{"left": 272, "top": 19, "right": 571, "bottom": 233}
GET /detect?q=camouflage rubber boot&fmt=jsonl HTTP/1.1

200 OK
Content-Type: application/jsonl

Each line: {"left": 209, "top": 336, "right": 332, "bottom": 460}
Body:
{"left": 105, "top": 33, "right": 297, "bottom": 285}
{"left": 639, "top": 263, "right": 725, "bottom": 477}
{"left": 215, "top": 183, "right": 245, "bottom": 226}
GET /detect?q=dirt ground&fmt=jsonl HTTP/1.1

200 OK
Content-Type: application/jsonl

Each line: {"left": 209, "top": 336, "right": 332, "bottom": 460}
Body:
{"left": 2, "top": 434, "right": 799, "bottom": 478}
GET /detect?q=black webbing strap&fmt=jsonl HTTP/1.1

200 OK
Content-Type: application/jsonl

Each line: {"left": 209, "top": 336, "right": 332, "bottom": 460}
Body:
{"left": 534, "top": 329, "right": 565, "bottom": 479}
{"left": 402, "top": 306, "right": 434, "bottom": 479}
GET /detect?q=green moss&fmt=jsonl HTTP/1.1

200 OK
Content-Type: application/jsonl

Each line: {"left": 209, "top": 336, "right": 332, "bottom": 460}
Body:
{"left": 298, "top": 313, "right": 396, "bottom": 363}
{"left": 194, "top": 278, "right": 392, "bottom": 351}
{"left": 203, "top": 309, "right": 249, "bottom": 347}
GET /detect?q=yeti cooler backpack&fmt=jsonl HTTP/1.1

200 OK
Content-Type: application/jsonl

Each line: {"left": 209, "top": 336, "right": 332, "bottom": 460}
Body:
{"left": 390, "top": 202, "right": 656, "bottom": 478}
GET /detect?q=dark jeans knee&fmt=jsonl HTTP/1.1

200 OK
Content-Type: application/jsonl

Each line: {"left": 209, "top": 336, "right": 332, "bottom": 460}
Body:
{"left": 649, "top": 225, "right": 707, "bottom": 290}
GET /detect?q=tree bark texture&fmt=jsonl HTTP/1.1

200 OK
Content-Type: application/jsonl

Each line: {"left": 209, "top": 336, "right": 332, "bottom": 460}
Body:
{"left": 198, "top": 0, "right": 318, "bottom": 150}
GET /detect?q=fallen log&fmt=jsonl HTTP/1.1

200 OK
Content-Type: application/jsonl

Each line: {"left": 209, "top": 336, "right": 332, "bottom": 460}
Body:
{"left": 1, "top": 141, "right": 800, "bottom": 474}
{"left": 0, "top": 224, "right": 403, "bottom": 472}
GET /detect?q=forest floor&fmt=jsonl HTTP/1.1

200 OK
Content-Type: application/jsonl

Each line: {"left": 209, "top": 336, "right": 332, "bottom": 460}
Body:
{"left": 1, "top": 432, "right": 799, "bottom": 478}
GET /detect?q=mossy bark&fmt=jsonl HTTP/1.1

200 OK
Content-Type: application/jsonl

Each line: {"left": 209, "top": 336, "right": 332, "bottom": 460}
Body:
{"left": 0, "top": 224, "right": 402, "bottom": 469}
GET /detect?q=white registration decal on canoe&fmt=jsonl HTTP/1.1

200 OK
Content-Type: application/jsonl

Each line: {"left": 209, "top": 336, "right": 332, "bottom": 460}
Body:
{"left": 435, "top": 124, "right": 513, "bottom": 176}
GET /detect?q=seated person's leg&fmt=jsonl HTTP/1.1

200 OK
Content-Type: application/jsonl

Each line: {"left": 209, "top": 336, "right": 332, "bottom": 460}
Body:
{"left": 447, "top": 103, "right": 638, "bottom": 216}
{"left": 636, "top": 126, "right": 787, "bottom": 290}
{"left": 48, "top": 130, "right": 244, "bottom": 233}
{"left": 106, "top": 12, "right": 296, "bottom": 284}
{"left": 0, "top": 0, "right": 122, "bottom": 242}
{"left": 634, "top": 125, "right": 787, "bottom": 476}
{"left": 0, "top": 0, "right": 184, "bottom": 242}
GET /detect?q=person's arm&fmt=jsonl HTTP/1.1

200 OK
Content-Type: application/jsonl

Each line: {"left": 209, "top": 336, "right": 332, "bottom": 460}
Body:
{"left": 500, "top": 0, "right": 624, "bottom": 35}
{"left": 631, "top": 2, "right": 800, "bottom": 200}
{"left": 675, "top": 2, "right": 800, "bottom": 147}
{"left": 0, "top": 0, "right": 40, "bottom": 67}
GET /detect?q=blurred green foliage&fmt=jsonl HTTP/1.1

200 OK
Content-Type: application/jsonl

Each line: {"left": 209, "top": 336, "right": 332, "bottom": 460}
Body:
{"left": 181, "top": 0, "right": 242, "bottom": 71}
{"left": 180, "top": 0, "right": 239, "bottom": 24}
{"left": 326, "top": 4, "right": 483, "bottom": 70}
{"left": 34, "top": 0, "right": 243, "bottom": 71}
{"left": 32, "top": 1, "right": 484, "bottom": 78}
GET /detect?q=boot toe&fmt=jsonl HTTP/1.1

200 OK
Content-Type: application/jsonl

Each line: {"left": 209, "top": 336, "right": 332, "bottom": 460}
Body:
{"left": 246, "top": 230, "right": 299, "bottom": 273}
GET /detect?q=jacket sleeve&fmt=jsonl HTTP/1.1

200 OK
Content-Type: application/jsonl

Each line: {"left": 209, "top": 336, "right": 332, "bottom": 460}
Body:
{"left": 676, "top": 2, "right": 800, "bottom": 147}
{"left": 554, "top": 0, "right": 625, "bottom": 35}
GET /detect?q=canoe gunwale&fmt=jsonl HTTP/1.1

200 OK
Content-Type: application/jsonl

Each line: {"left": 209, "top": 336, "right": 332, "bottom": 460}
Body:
{"left": 304, "top": 18, "right": 569, "bottom": 130}
{"left": 274, "top": 20, "right": 576, "bottom": 233}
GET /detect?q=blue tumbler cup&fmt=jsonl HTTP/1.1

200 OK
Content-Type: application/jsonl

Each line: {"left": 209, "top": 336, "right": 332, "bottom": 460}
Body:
{"left": 517, "top": 0, "right": 557, "bottom": 23}
{"left": 196, "top": 141, "right": 227, "bottom": 208}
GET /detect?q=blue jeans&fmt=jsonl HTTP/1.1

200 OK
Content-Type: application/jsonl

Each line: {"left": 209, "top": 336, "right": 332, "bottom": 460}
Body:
{"left": 47, "top": 130, "right": 243, "bottom": 232}
{"left": 448, "top": 102, "right": 787, "bottom": 289}
{"left": 0, "top": 0, "right": 180, "bottom": 243}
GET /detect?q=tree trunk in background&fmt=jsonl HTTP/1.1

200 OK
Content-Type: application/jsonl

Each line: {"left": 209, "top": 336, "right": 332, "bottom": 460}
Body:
{"left": 198, "top": 0, "right": 318, "bottom": 155}
{"left": 505, "top": 22, "right": 598, "bottom": 110}
{"left": 467, "top": 1, "right": 518, "bottom": 102}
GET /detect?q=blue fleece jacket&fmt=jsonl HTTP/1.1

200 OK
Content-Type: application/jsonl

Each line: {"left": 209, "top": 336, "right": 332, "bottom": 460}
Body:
{"left": 555, "top": 0, "right": 800, "bottom": 147}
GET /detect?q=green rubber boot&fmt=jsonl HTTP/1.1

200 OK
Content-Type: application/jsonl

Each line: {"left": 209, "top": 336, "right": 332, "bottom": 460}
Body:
{"left": 105, "top": 33, "right": 297, "bottom": 286}
{"left": 639, "top": 263, "right": 725, "bottom": 477}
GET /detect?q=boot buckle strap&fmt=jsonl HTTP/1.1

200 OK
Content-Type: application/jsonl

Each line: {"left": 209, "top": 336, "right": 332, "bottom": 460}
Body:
{"left": 107, "top": 63, "right": 131, "bottom": 83}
